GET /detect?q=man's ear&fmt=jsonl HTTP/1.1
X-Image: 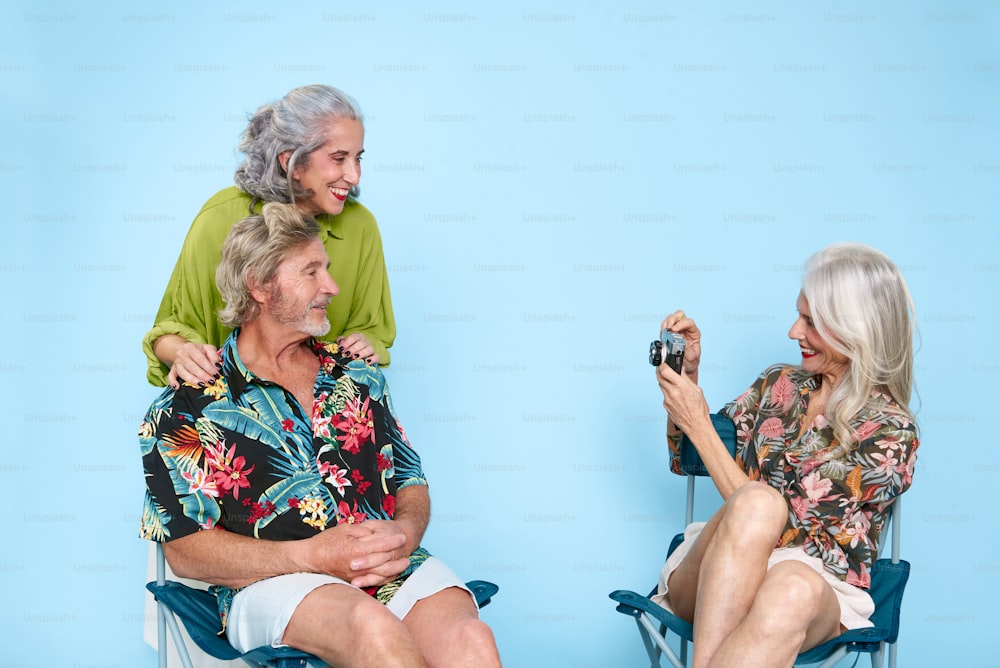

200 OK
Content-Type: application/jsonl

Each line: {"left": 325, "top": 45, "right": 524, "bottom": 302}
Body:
{"left": 278, "top": 150, "right": 292, "bottom": 174}
{"left": 247, "top": 275, "right": 271, "bottom": 306}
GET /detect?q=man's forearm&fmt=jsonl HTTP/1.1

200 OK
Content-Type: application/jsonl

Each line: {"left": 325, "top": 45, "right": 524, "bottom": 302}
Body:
{"left": 162, "top": 529, "right": 308, "bottom": 589}
{"left": 394, "top": 485, "right": 430, "bottom": 554}
{"left": 163, "top": 487, "right": 430, "bottom": 588}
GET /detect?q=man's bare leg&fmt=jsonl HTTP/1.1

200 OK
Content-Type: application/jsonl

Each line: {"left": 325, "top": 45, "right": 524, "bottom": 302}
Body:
{"left": 404, "top": 586, "right": 501, "bottom": 668}
{"left": 282, "top": 583, "right": 427, "bottom": 668}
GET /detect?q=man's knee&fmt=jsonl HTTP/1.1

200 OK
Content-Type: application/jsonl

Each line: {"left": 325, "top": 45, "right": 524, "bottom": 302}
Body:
{"left": 406, "top": 588, "right": 500, "bottom": 666}
{"left": 451, "top": 615, "right": 498, "bottom": 654}
{"left": 284, "top": 584, "right": 413, "bottom": 662}
{"left": 345, "top": 594, "right": 406, "bottom": 635}
{"left": 432, "top": 615, "right": 499, "bottom": 667}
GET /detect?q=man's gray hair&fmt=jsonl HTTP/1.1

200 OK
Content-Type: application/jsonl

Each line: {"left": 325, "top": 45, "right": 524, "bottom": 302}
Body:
{"left": 217, "top": 202, "right": 321, "bottom": 327}
{"left": 234, "top": 84, "right": 364, "bottom": 206}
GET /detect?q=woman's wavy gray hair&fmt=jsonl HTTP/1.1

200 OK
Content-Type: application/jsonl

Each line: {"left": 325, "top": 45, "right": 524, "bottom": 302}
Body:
{"left": 234, "top": 84, "right": 363, "bottom": 206}
{"left": 801, "top": 242, "right": 918, "bottom": 455}
{"left": 216, "top": 202, "right": 320, "bottom": 328}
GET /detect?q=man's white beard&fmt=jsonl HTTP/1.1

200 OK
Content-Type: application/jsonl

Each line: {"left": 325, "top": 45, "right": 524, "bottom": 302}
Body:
{"left": 269, "top": 289, "right": 331, "bottom": 338}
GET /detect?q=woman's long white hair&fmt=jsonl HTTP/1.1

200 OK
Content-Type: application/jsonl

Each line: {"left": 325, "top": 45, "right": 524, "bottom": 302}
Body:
{"left": 801, "top": 242, "right": 918, "bottom": 454}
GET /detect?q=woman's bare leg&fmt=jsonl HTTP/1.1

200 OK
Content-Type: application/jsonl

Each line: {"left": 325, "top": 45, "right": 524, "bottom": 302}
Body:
{"left": 685, "top": 482, "right": 789, "bottom": 668}
{"left": 708, "top": 561, "right": 843, "bottom": 667}
{"left": 663, "top": 504, "right": 725, "bottom": 622}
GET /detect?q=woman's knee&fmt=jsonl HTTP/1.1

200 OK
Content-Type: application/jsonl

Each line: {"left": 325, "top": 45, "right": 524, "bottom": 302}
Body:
{"left": 721, "top": 482, "right": 787, "bottom": 537}
{"left": 749, "top": 562, "right": 843, "bottom": 648}
{"left": 756, "top": 562, "right": 831, "bottom": 623}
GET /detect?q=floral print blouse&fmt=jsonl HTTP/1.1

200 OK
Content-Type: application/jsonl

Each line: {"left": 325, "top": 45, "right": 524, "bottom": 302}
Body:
{"left": 139, "top": 332, "right": 429, "bottom": 631}
{"left": 669, "top": 364, "right": 918, "bottom": 588}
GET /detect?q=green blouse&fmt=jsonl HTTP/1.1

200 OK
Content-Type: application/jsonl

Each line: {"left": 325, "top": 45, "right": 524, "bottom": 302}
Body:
{"left": 142, "top": 186, "right": 395, "bottom": 386}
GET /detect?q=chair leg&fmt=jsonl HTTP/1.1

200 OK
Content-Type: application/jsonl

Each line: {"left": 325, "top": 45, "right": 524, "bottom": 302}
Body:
{"left": 870, "top": 642, "right": 885, "bottom": 668}
{"left": 161, "top": 604, "right": 196, "bottom": 668}
{"left": 157, "top": 601, "right": 167, "bottom": 668}
{"left": 635, "top": 613, "right": 685, "bottom": 668}
{"left": 634, "top": 616, "right": 662, "bottom": 667}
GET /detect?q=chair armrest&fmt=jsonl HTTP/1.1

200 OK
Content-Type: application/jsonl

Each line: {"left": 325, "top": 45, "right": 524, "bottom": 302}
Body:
{"left": 467, "top": 580, "right": 499, "bottom": 608}
{"left": 609, "top": 589, "right": 694, "bottom": 642}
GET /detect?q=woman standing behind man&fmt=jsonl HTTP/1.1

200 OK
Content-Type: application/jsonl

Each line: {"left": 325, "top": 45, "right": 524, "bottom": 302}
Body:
{"left": 143, "top": 84, "right": 394, "bottom": 388}
{"left": 654, "top": 243, "right": 919, "bottom": 667}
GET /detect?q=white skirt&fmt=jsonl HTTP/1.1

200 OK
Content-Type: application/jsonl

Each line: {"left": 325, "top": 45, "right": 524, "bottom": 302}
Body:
{"left": 650, "top": 522, "right": 875, "bottom": 631}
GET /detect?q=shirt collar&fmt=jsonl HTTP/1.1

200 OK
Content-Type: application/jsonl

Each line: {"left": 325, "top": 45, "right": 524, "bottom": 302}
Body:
{"left": 219, "top": 330, "right": 349, "bottom": 402}
{"left": 219, "top": 330, "right": 252, "bottom": 401}
{"left": 317, "top": 209, "right": 345, "bottom": 240}
{"left": 246, "top": 195, "right": 350, "bottom": 241}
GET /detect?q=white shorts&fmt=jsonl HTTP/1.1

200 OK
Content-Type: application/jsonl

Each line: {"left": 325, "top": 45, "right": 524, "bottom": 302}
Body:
{"left": 227, "top": 557, "right": 472, "bottom": 654}
{"left": 651, "top": 522, "right": 875, "bottom": 631}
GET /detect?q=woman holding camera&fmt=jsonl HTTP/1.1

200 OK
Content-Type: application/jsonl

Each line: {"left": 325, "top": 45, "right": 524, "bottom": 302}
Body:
{"left": 653, "top": 242, "right": 919, "bottom": 668}
{"left": 143, "top": 84, "right": 394, "bottom": 388}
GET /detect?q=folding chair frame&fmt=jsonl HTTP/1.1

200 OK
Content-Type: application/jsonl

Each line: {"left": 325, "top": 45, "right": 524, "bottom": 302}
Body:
{"left": 611, "top": 475, "right": 909, "bottom": 668}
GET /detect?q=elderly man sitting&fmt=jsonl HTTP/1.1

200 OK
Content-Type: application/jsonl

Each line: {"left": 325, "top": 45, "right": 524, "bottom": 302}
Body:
{"left": 139, "top": 202, "right": 501, "bottom": 667}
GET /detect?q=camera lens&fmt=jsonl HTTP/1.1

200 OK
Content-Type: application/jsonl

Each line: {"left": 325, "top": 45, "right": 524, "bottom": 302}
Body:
{"left": 648, "top": 340, "right": 662, "bottom": 366}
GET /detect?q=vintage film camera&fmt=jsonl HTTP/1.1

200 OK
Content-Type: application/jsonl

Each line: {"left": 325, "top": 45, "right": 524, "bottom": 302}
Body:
{"left": 648, "top": 329, "right": 685, "bottom": 374}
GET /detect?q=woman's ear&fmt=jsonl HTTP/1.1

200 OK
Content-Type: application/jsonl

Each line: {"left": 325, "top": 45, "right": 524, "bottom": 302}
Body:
{"left": 278, "top": 150, "right": 292, "bottom": 174}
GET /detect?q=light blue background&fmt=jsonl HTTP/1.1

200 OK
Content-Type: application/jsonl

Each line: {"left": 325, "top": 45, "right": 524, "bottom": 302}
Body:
{"left": 2, "top": 1, "right": 997, "bottom": 666}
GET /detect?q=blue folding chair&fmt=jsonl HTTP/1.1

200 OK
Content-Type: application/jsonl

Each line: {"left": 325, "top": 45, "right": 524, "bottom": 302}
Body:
{"left": 609, "top": 416, "right": 910, "bottom": 668}
{"left": 147, "top": 544, "right": 499, "bottom": 668}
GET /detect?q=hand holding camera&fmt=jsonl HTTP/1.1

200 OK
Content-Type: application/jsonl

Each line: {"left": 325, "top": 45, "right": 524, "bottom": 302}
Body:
{"left": 650, "top": 310, "right": 702, "bottom": 377}
{"left": 653, "top": 312, "right": 708, "bottom": 438}
{"left": 649, "top": 329, "right": 686, "bottom": 374}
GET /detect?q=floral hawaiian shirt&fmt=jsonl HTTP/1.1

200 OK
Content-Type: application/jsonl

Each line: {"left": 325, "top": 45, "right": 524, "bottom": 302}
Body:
{"left": 669, "top": 364, "right": 918, "bottom": 589}
{"left": 139, "top": 331, "right": 429, "bottom": 631}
